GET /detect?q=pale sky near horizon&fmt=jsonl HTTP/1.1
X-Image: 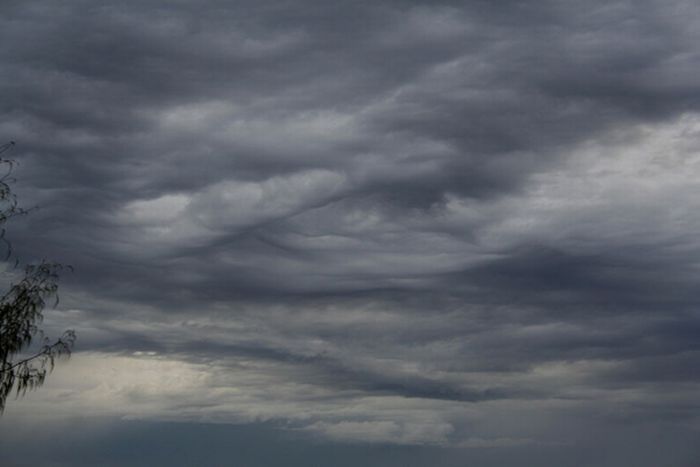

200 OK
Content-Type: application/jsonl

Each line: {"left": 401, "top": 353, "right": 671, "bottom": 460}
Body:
{"left": 1, "top": 1, "right": 700, "bottom": 465}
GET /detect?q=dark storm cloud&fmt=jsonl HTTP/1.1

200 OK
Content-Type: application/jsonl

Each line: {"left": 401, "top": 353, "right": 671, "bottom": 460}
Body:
{"left": 1, "top": 0, "right": 700, "bottom": 462}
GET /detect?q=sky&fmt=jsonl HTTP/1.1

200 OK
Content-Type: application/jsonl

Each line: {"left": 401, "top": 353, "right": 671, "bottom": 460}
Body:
{"left": 1, "top": 0, "right": 700, "bottom": 465}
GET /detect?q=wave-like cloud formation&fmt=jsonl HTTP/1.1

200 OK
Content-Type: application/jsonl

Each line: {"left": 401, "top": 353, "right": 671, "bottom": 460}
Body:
{"left": 1, "top": 1, "right": 699, "bottom": 464}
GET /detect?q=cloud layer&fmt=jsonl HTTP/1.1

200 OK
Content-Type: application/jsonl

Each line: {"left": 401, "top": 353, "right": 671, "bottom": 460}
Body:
{"left": 1, "top": 0, "right": 700, "bottom": 464}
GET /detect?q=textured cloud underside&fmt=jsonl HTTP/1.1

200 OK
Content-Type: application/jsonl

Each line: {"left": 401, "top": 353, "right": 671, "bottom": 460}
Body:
{"left": 1, "top": 0, "right": 699, "bottom": 457}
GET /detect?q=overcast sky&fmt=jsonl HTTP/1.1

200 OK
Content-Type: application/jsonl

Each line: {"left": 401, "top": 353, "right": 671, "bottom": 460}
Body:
{"left": 1, "top": 1, "right": 700, "bottom": 465}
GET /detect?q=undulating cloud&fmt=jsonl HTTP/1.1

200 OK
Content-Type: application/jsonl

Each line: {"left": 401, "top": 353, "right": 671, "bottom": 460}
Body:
{"left": 1, "top": 0, "right": 699, "bottom": 465}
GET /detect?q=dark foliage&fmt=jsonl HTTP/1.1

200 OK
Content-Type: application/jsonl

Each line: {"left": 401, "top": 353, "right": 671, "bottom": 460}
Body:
{"left": 0, "top": 142, "right": 75, "bottom": 413}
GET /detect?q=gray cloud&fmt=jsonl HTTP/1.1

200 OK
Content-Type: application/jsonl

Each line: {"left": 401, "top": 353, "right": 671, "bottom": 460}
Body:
{"left": 1, "top": 0, "right": 700, "bottom": 464}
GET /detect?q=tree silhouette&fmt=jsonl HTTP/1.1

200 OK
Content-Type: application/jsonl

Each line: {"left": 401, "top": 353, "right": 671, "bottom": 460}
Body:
{"left": 0, "top": 142, "right": 75, "bottom": 413}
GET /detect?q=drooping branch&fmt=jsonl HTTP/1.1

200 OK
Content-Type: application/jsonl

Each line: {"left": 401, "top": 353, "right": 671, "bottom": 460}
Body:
{"left": 2, "top": 332, "right": 76, "bottom": 374}
{"left": 0, "top": 141, "right": 76, "bottom": 414}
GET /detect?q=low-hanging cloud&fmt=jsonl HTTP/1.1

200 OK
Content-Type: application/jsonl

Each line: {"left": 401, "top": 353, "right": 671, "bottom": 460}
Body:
{"left": 1, "top": 0, "right": 700, "bottom": 463}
